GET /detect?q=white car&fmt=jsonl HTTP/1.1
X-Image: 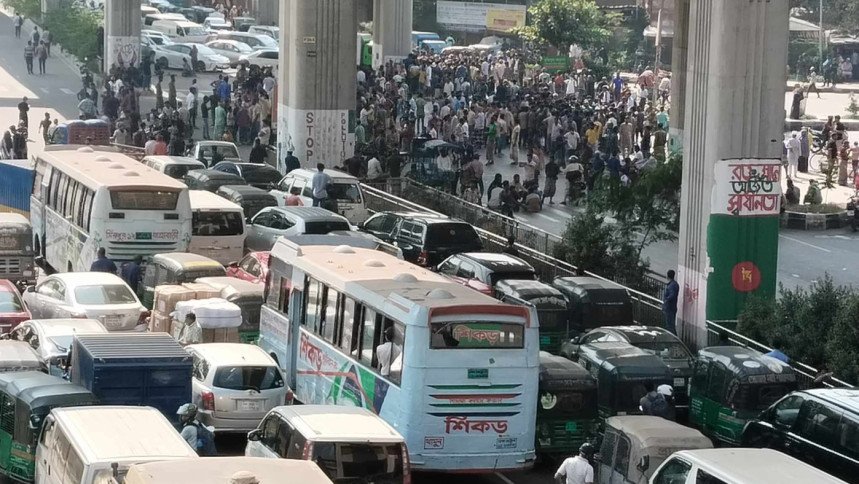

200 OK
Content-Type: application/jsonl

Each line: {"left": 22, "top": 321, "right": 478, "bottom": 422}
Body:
{"left": 203, "top": 17, "right": 232, "bottom": 32}
{"left": 247, "top": 25, "right": 280, "bottom": 41}
{"left": 142, "top": 29, "right": 173, "bottom": 46}
{"left": 23, "top": 273, "right": 149, "bottom": 332}
{"left": 6, "top": 319, "right": 108, "bottom": 372}
{"left": 164, "top": 43, "right": 230, "bottom": 72}
{"left": 186, "top": 343, "right": 291, "bottom": 433}
{"left": 152, "top": 44, "right": 191, "bottom": 70}
{"left": 238, "top": 48, "right": 279, "bottom": 69}
{"left": 206, "top": 39, "right": 254, "bottom": 66}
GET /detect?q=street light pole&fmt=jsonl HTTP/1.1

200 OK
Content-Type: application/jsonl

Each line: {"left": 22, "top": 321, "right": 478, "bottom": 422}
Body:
{"left": 819, "top": 0, "right": 824, "bottom": 69}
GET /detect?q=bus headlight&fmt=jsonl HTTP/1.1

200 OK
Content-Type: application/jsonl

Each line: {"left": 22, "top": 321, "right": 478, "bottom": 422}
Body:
{"left": 540, "top": 392, "right": 558, "bottom": 410}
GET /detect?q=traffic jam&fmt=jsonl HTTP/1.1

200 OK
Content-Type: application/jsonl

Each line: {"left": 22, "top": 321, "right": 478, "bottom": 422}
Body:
{"left": 0, "top": 141, "right": 848, "bottom": 484}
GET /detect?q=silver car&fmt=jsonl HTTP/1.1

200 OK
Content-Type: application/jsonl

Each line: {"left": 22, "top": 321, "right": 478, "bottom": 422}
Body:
{"left": 6, "top": 319, "right": 108, "bottom": 374}
{"left": 244, "top": 207, "right": 351, "bottom": 252}
{"left": 186, "top": 343, "right": 291, "bottom": 433}
{"left": 205, "top": 39, "right": 254, "bottom": 66}
{"left": 23, "top": 273, "right": 148, "bottom": 332}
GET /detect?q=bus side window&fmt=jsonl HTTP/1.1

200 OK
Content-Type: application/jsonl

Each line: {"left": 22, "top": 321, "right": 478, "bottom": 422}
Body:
{"left": 359, "top": 307, "right": 378, "bottom": 368}
{"left": 32, "top": 161, "right": 46, "bottom": 198}
{"left": 320, "top": 286, "right": 339, "bottom": 345}
{"left": 48, "top": 169, "right": 61, "bottom": 209}
{"left": 277, "top": 277, "right": 290, "bottom": 315}
{"left": 305, "top": 278, "right": 321, "bottom": 332}
{"left": 339, "top": 297, "right": 357, "bottom": 355}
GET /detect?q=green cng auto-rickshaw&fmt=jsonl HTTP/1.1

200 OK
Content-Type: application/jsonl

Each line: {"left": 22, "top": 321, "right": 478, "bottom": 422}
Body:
{"left": 0, "top": 371, "right": 96, "bottom": 483}
{"left": 551, "top": 277, "right": 633, "bottom": 336}
{"left": 689, "top": 346, "right": 797, "bottom": 445}
{"left": 537, "top": 352, "right": 599, "bottom": 457}
{"left": 574, "top": 342, "right": 672, "bottom": 420}
{"left": 496, "top": 280, "right": 570, "bottom": 353}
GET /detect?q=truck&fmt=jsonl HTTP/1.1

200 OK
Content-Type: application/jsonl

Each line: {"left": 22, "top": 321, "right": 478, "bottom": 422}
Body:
{"left": 71, "top": 333, "right": 192, "bottom": 424}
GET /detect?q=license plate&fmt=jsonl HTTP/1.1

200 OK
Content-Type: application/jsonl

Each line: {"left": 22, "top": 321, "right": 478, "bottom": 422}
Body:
{"left": 495, "top": 437, "right": 517, "bottom": 449}
{"left": 674, "top": 377, "right": 686, "bottom": 387}
{"left": 135, "top": 232, "right": 152, "bottom": 240}
{"left": 565, "top": 422, "right": 578, "bottom": 432}
{"left": 238, "top": 400, "right": 262, "bottom": 412}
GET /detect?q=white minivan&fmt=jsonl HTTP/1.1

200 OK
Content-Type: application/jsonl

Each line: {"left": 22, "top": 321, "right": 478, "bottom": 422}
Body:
{"left": 149, "top": 19, "right": 210, "bottom": 44}
{"left": 35, "top": 406, "right": 198, "bottom": 484}
{"left": 649, "top": 448, "right": 847, "bottom": 484}
{"left": 271, "top": 169, "right": 369, "bottom": 225}
{"left": 189, "top": 190, "right": 246, "bottom": 265}
{"left": 246, "top": 405, "right": 410, "bottom": 484}
{"left": 122, "top": 457, "right": 333, "bottom": 484}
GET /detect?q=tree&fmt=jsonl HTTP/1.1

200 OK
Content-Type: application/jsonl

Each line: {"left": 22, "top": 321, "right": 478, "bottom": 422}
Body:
{"left": 516, "top": 0, "right": 616, "bottom": 52}
{"left": 790, "top": 0, "right": 859, "bottom": 36}
{"left": 826, "top": 296, "right": 859, "bottom": 384}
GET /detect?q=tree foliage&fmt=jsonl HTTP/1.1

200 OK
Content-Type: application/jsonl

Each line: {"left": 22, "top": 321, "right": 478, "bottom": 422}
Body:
{"left": 0, "top": 0, "right": 40, "bottom": 19}
{"left": 516, "top": 0, "right": 616, "bottom": 52}
{"left": 790, "top": 0, "right": 859, "bottom": 35}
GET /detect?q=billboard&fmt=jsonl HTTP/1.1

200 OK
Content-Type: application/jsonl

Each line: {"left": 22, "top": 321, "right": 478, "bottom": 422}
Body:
{"left": 436, "top": 1, "right": 527, "bottom": 33}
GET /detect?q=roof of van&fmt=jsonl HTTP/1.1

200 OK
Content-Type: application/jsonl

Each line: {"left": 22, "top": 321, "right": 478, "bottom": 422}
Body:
{"left": 52, "top": 406, "right": 197, "bottom": 464}
{"left": 670, "top": 448, "right": 847, "bottom": 483}
{"left": 40, "top": 147, "right": 187, "bottom": 191}
{"left": 189, "top": 190, "right": 243, "bottom": 211}
{"left": 153, "top": 252, "right": 223, "bottom": 268}
{"left": 194, "top": 276, "right": 264, "bottom": 297}
{"left": 142, "top": 155, "right": 204, "bottom": 166}
{"left": 273, "top": 405, "right": 404, "bottom": 443}
{"left": 271, "top": 206, "right": 350, "bottom": 222}
{"left": 800, "top": 388, "right": 859, "bottom": 411}
{"left": 186, "top": 343, "right": 274, "bottom": 366}
{"left": 0, "top": 340, "right": 44, "bottom": 366}
{"left": 606, "top": 416, "right": 712, "bottom": 450}
{"left": 0, "top": 213, "right": 29, "bottom": 225}
{"left": 698, "top": 346, "right": 797, "bottom": 380}
{"left": 125, "top": 457, "right": 333, "bottom": 484}
{"left": 287, "top": 168, "right": 359, "bottom": 182}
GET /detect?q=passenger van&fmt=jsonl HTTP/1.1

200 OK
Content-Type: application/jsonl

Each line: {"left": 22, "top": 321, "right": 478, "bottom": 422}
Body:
{"left": 648, "top": 448, "right": 847, "bottom": 484}
{"left": 35, "top": 406, "right": 198, "bottom": 484}
{"left": 122, "top": 457, "right": 333, "bottom": 484}
{"left": 0, "top": 213, "right": 36, "bottom": 285}
{"left": 149, "top": 20, "right": 209, "bottom": 44}
{"left": 138, "top": 252, "right": 225, "bottom": 308}
{"left": 143, "top": 13, "right": 186, "bottom": 27}
{"left": 188, "top": 190, "right": 246, "bottom": 265}
{"left": 246, "top": 405, "right": 409, "bottom": 484}
{"left": 272, "top": 169, "right": 368, "bottom": 224}
{"left": 141, "top": 156, "right": 205, "bottom": 180}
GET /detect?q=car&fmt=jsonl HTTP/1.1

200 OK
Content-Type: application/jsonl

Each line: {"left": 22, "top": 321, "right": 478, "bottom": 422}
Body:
{"left": 151, "top": 43, "right": 191, "bottom": 70}
{"left": 184, "top": 169, "right": 247, "bottom": 193}
{"left": 6, "top": 319, "right": 108, "bottom": 372}
{"left": 244, "top": 207, "right": 352, "bottom": 252}
{"left": 189, "top": 140, "right": 243, "bottom": 166}
{"left": 164, "top": 43, "right": 230, "bottom": 72}
{"left": 205, "top": 39, "right": 254, "bottom": 66}
{"left": 142, "top": 29, "right": 174, "bottom": 45}
{"left": 142, "top": 155, "right": 205, "bottom": 179}
{"left": 0, "top": 280, "right": 30, "bottom": 333}
{"left": 226, "top": 251, "right": 270, "bottom": 285}
{"left": 22, "top": 273, "right": 149, "bottom": 332}
{"left": 202, "top": 16, "right": 232, "bottom": 32}
{"left": 238, "top": 48, "right": 279, "bottom": 69}
{"left": 359, "top": 212, "right": 482, "bottom": 267}
{"left": 231, "top": 16, "right": 257, "bottom": 32}
{"left": 247, "top": 25, "right": 280, "bottom": 40}
{"left": 437, "top": 252, "right": 536, "bottom": 291}
{"left": 186, "top": 343, "right": 291, "bottom": 433}
{"left": 212, "top": 162, "right": 282, "bottom": 190}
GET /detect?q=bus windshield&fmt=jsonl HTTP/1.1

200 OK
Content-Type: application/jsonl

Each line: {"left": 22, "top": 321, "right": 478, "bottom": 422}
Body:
{"left": 192, "top": 211, "right": 244, "bottom": 236}
{"left": 313, "top": 442, "right": 404, "bottom": 482}
{"left": 111, "top": 190, "right": 179, "bottom": 210}
{"left": 430, "top": 322, "right": 524, "bottom": 349}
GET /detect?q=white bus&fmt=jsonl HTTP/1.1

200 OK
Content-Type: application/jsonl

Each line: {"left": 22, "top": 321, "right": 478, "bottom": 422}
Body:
{"left": 259, "top": 239, "right": 540, "bottom": 473}
{"left": 188, "top": 190, "right": 246, "bottom": 265}
{"left": 30, "top": 146, "right": 192, "bottom": 272}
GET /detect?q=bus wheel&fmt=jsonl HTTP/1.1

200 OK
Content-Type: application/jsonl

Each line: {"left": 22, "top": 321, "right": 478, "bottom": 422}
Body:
{"left": 269, "top": 353, "right": 280, "bottom": 365}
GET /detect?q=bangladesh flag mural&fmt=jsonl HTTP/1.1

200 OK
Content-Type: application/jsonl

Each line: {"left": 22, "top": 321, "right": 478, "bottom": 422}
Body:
{"left": 707, "top": 159, "right": 782, "bottom": 321}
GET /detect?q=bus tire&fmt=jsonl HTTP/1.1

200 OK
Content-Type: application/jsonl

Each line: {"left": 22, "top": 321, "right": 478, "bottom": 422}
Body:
{"left": 269, "top": 353, "right": 280, "bottom": 365}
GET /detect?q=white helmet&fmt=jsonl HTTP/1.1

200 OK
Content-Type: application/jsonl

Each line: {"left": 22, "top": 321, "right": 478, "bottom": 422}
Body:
{"left": 657, "top": 384, "right": 674, "bottom": 397}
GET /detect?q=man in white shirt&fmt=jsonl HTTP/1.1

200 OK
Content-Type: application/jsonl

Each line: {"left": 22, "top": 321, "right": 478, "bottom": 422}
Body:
{"left": 310, "top": 163, "right": 331, "bottom": 206}
{"left": 555, "top": 443, "right": 595, "bottom": 484}
{"left": 367, "top": 156, "right": 383, "bottom": 179}
{"left": 375, "top": 327, "right": 402, "bottom": 377}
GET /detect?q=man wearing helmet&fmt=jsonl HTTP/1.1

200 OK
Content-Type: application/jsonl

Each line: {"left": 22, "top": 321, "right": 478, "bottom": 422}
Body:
{"left": 554, "top": 442, "right": 595, "bottom": 484}
{"left": 177, "top": 403, "right": 218, "bottom": 456}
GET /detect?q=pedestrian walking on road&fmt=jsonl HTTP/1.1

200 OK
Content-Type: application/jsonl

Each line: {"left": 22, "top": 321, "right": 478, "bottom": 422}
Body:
{"left": 662, "top": 269, "right": 679, "bottom": 334}
{"left": 39, "top": 112, "right": 51, "bottom": 143}
{"left": 35, "top": 41, "right": 47, "bottom": 75}
{"left": 41, "top": 28, "right": 50, "bottom": 56}
{"left": 90, "top": 248, "right": 117, "bottom": 274}
{"left": 554, "top": 443, "right": 595, "bottom": 484}
{"left": 200, "top": 96, "right": 210, "bottom": 139}
{"left": 213, "top": 102, "right": 226, "bottom": 141}
{"left": 23, "top": 41, "right": 34, "bottom": 75}
{"left": 30, "top": 26, "right": 39, "bottom": 46}
{"left": 12, "top": 14, "right": 22, "bottom": 38}
{"left": 17, "top": 97, "right": 29, "bottom": 130}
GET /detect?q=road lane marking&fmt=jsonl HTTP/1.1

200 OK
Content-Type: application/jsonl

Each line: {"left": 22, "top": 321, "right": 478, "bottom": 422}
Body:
{"left": 39, "top": 88, "right": 49, "bottom": 93}
{"left": 494, "top": 473, "right": 517, "bottom": 484}
{"left": 60, "top": 88, "right": 75, "bottom": 95}
{"left": 779, "top": 234, "right": 831, "bottom": 253}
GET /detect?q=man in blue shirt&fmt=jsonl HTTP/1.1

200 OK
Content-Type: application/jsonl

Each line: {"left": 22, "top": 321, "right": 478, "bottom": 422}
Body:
{"left": 217, "top": 76, "right": 231, "bottom": 103}
{"left": 310, "top": 163, "right": 331, "bottom": 207}
{"left": 662, "top": 270, "right": 680, "bottom": 334}
{"left": 90, "top": 248, "right": 117, "bottom": 274}
{"left": 120, "top": 255, "right": 143, "bottom": 293}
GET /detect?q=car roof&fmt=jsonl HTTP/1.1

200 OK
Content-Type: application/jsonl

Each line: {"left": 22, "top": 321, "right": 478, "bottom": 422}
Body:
{"left": 153, "top": 252, "right": 223, "bottom": 269}
{"left": 186, "top": 343, "right": 273, "bottom": 365}
{"left": 208, "top": 39, "right": 247, "bottom": 46}
{"left": 194, "top": 276, "right": 263, "bottom": 297}
{"left": 217, "top": 184, "right": 273, "bottom": 196}
{"left": 606, "top": 416, "right": 712, "bottom": 450}
{"left": 27, "top": 319, "right": 108, "bottom": 336}
{"left": 266, "top": 206, "right": 349, "bottom": 222}
{"left": 798, "top": 388, "right": 859, "bottom": 412}
{"left": 698, "top": 346, "right": 797, "bottom": 380}
{"left": 552, "top": 276, "right": 625, "bottom": 291}
{"left": 672, "top": 448, "right": 847, "bottom": 483}
{"left": 142, "top": 155, "right": 204, "bottom": 166}
{"left": 286, "top": 168, "right": 360, "bottom": 182}
{"left": 495, "top": 279, "right": 565, "bottom": 300}
{"left": 0, "top": 341, "right": 41, "bottom": 365}
{"left": 47, "top": 272, "right": 127, "bottom": 286}
{"left": 458, "top": 252, "right": 535, "bottom": 272}
{"left": 273, "top": 405, "right": 404, "bottom": 443}
{"left": 189, "top": 190, "right": 243, "bottom": 211}
{"left": 196, "top": 141, "right": 239, "bottom": 148}
{"left": 0, "top": 280, "right": 20, "bottom": 293}
{"left": 125, "top": 457, "right": 333, "bottom": 484}
{"left": 187, "top": 169, "right": 245, "bottom": 181}
{"left": 597, "top": 325, "right": 684, "bottom": 345}
{"left": 52, "top": 406, "right": 197, "bottom": 464}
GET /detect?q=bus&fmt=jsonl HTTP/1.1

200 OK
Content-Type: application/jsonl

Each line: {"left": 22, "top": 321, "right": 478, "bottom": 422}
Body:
{"left": 259, "top": 239, "right": 540, "bottom": 473}
{"left": 30, "top": 146, "right": 192, "bottom": 272}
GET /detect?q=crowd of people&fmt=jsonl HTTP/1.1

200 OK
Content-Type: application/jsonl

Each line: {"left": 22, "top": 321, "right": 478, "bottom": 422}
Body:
{"left": 346, "top": 48, "right": 673, "bottom": 215}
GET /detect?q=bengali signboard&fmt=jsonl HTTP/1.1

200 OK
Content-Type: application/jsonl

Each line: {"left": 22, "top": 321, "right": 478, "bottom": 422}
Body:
{"left": 437, "top": 1, "right": 527, "bottom": 32}
{"left": 710, "top": 159, "right": 782, "bottom": 216}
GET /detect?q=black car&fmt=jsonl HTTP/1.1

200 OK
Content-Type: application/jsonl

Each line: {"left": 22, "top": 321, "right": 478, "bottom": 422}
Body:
{"left": 212, "top": 162, "right": 282, "bottom": 190}
{"left": 184, "top": 169, "right": 247, "bottom": 193}
{"left": 742, "top": 388, "right": 859, "bottom": 482}
{"left": 216, "top": 184, "right": 279, "bottom": 219}
{"left": 359, "top": 212, "right": 482, "bottom": 267}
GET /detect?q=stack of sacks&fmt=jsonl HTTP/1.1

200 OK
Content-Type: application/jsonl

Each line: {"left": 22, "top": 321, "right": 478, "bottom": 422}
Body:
{"left": 171, "top": 298, "right": 243, "bottom": 343}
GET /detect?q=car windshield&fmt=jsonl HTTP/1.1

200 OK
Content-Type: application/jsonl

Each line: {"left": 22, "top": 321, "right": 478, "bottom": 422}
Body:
{"left": 194, "top": 44, "right": 217, "bottom": 55}
{"left": 163, "top": 164, "right": 198, "bottom": 178}
{"left": 212, "top": 365, "right": 283, "bottom": 391}
{"left": 255, "top": 36, "right": 277, "bottom": 48}
{"left": 201, "top": 145, "right": 240, "bottom": 160}
{"left": 328, "top": 183, "right": 362, "bottom": 203}
{"left": 313, "top": 442, "right": 404, "bottom": 482}
{"left": 0, "top": 291, "right": 24, "bottom": 312}
{"left": 303, "top": 221, "right": 351, "bottom": 235}
{"left": 192, "top": 211, "right": 244, "bottom": 236}
{"left": 637, "top": 342, "right": 691, "bottom": 360}
{"left": 74, "top": 285, "right": 137, "bottom": 305}
{"left": 183, "top": 26, "right": 207, "bottom": 36}
{"left": 234, "top": 43, "right": 253, "bottom": 53}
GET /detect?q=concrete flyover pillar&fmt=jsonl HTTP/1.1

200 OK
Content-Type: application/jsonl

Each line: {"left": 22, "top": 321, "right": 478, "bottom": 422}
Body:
{"left": 253, "top": 0, "right": 279, "bottom": 26}
{"left": 372, "top": 0, "right": 413, "bottom": 68}
{"left": 667, "top": 0, "right": 689, "bottom": 154}
{"left": 676, "top": 0, "right": 788, "bottom": 347}
{"left": 104, "top": 0, "right": 141, "bottom": 69}
{"left": 277, "top": 0, "right": 357, "bottom": 170}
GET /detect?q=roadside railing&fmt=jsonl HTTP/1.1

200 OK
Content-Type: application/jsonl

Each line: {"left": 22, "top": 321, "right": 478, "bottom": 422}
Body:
{"left": 111, "top": 143, "right": 145, "bottom": 161}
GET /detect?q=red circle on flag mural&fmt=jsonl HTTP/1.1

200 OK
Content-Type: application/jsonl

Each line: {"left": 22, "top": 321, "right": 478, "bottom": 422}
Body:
{"left": 731, "top": 262, "right": 761, "bottom": 292}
